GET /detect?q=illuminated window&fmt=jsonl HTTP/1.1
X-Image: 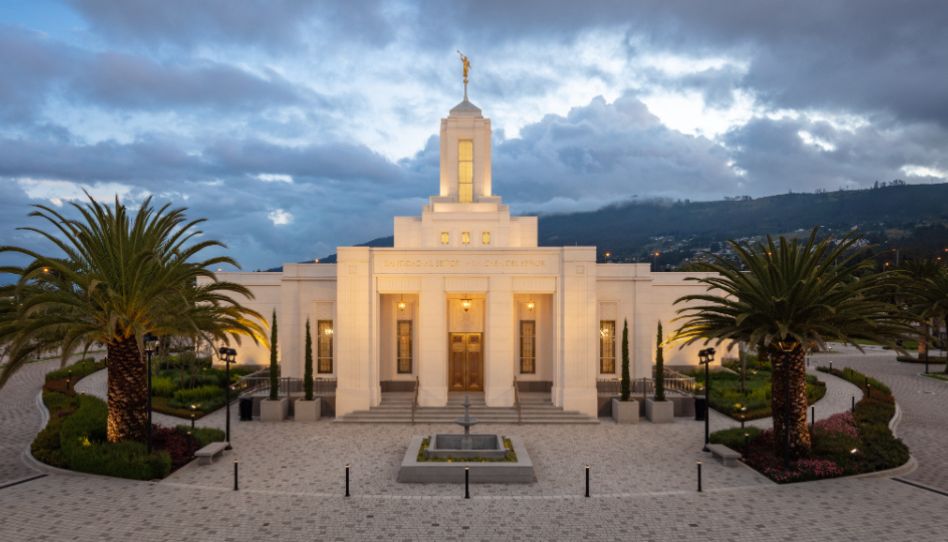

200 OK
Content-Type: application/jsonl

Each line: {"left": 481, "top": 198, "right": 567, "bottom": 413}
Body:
{"left": 458, "top": 139, "right": 473, "bottom": 203}
{"left": 461, "top": 231, "right": 471, "bottom": 245}
{"left": 520, "top": 320, "right": 536, "bottom": 374}
{"left": 599, "top": 321, "right": 616, "bottom": 373}
{"left": 440, "top": 232, "right": 450, "bottom": 245}
{"left": 397, "top": 320, "right": 413, "bottom": 374}
{"left": 317, "top": 320, "right": 333, "bottom": 373}
{"left": 481, "top": 231, "right": 491, "bottom": 245}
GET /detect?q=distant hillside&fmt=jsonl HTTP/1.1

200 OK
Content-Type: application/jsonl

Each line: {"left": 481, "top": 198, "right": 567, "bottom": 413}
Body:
{"left": 306, "top": 183, "right": 948, "bottom": 268}
{"left": 538, "top": 182, "right": 948, "bottom": 257}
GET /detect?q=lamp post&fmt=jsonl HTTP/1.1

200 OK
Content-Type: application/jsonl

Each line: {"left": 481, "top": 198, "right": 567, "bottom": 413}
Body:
{"left": 218, "top": 346, "right": 237, "bottom": 449}
{"left": 143, "top": 333, "right": 158, "bottom": 454}
{"left": 699, "top": 347, "right": 716, "bottom": 452}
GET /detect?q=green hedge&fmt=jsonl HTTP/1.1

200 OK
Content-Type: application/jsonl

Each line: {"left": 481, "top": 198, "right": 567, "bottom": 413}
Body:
{"left": 709, "top": 426, "right": 762, "bottom": 450}
{"left": 45, "top": 358, "right": 106, "bottom": 382}
{"left": 175, "top": 425, "right": 226, "bottom": 447}
{"left": 34, "top": 392, "right": 172, "bottom": 480}
{"left": 170, "top": 385, "right": 224, "bottom": 408}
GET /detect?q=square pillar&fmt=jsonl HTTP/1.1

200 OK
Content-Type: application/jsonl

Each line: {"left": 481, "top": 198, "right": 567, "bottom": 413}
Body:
{"left": 485, "top": 276, "right": 514, "bottom": 407}
{"left": 335, "top": 247, "right": 374, "bottom": 416}
{"left": 557, "top": 248, "right": 598, "bottom": 417}
{"left": 417, "top": 276, "right": 447, "bottom": 406}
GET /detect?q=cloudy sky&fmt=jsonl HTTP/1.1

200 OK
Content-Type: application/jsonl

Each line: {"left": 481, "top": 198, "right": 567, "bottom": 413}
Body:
{"left": 2, "top": 0, "right": 947, "bottom": 270}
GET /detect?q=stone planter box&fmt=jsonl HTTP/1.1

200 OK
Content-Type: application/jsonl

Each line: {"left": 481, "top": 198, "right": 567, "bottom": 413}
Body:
{"left": 397, "top": 435, "right": 535, "bottom": 483}
{"left": 260, "top": 398, "right": 288, "bottom": 422}
{"left": 645, "top": 398, "right": 675, "bottom": 423}
{"left": 612, "top": 398, "right": 639, "bottom": 424}
{"left": 294, "top": 398, "right": 321, "bottom": 421}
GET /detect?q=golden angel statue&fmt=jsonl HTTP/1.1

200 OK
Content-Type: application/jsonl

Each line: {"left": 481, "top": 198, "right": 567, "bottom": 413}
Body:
{"left": 457, "top": 50, "right": 471, "bottom": 86}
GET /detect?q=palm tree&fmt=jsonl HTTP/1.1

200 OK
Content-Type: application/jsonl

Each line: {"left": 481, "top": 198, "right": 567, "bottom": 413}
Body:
{"left": 0, "top": 195, "right": 264, "bottom": 443}
{"left": 911, "top": 267, "right": 948, "bottom": 372}
{"left": 673, "top": 229, "right": 912, "bottom": 459}
{"left": 900, "top": 257, "right": 945, "bottom": 360}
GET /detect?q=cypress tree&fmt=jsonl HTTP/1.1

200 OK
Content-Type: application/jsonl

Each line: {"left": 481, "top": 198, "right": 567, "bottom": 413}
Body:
{"left": 620, "top": 319, "right": 630, "bottom": 401}
{"left": 655, "top": 321, "right": 665, "bottom": 401}
{"left": 304, "top": 317, "right": 314, "bottom": 401}
{"left": 269, "top": 309, "right": 279, "bottom": 400}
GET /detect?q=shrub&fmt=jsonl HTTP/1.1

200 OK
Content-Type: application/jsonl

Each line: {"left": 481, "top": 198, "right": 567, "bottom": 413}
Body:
{"left": 171, "top": 385, "right": 224, "bottom": 408}
{"left": 151, "top": 375, "right": 176, "bottom": 397}
{"left": 710, "top": 426, "right": 762, "bottom": 450}
{"left": 176, "top": 425, "right": 225, "bottom": 448}
{"left": 45, "top": 358, "right": 106, "bottom": 382}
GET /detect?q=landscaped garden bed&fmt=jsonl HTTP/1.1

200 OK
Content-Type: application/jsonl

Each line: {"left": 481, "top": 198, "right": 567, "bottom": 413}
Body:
{"left": 149, "top": 352, "right": 258, "bottom": 418}
{"left": 690, "top": 357, "right": 826, "bottom": 420}
{"left": 33, "top": 389, "right": 225, "bottom": 480}
{"left": 44, "top": 358, "right": 107, "bottom": 394}
{"left": 711, "top": 366, "right": 909, "bottom": 484}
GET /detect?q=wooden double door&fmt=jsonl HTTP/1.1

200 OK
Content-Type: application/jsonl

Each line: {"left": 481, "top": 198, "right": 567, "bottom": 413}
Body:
{"left": 449, "top": 333, "right": 483, "bottom": 391}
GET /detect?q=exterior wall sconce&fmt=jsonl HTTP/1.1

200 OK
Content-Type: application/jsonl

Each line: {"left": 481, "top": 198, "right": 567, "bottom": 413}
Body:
{"left": 398, "top": 296, "right": 407, "bottom": 311}
{"left": 461, "top": 298, "right": 472, "bottom": 312}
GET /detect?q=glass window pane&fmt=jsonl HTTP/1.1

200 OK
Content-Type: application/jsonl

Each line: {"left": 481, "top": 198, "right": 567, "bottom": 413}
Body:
{"left": 317, "top": 320, "right": 333, "bottom": 373}
{"left": 520, "top": 320, "right": 536, "bottom": 374}
{"left": 458, "top": 140, "right": 473, "bottom": 161}
{"left": 600, "top": 320, "right": 615, "bottom": 373}
{"left": 397, "top": 320, "right": 412, "bottom": 374}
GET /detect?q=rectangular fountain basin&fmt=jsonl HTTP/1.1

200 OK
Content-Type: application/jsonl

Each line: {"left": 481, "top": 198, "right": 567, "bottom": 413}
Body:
{"left": 398, "top": 435, "right": 535, "bottom": 483}
{"left": 426, "top": 434, "right": 508, "bottom": 460}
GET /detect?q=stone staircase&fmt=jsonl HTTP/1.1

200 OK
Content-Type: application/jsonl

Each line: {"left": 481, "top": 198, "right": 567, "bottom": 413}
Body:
{"left": 334, "top": 392, "right": 599, "bottom": 424}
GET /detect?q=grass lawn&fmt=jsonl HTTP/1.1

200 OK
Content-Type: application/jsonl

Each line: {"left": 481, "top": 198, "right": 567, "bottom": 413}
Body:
{"left": 691, "top": 368, "right": 826, "bottom": 420}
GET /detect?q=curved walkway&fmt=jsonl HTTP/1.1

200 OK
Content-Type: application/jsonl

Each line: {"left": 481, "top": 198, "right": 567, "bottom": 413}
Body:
{"left": 1, "top": 355, "right": 947, "bottom": 540}
{"left": 814, "top": 344, "right": 948, "bottom": 492}
{"left": 709, "top": 364, "right": 863, "bottom": 433}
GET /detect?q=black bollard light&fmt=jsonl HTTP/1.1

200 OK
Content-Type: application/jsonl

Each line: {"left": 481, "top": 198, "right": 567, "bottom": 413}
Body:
{"left": 829, "top": 361, "right": 833, "bottom": 372}
{"left": 811, "top": 406, "right": 815, "bottom": 432}
{"left": 697, "top": 461, "right": 703, "bottom": 492}
{"left": 233, "top": 460, "right": 239, "bottom": 491}
{"left": 585, "top": 465, "right": 590, "bottom": 498}
{"left": 743, "top": 432, "right": 749, "bottom": 459}
{"left": 866, "top": 382, "right": 871, "bottom": 400}
{"left": 464, "top": 467, "right": 470, "bottom": 499}
{"left": 851, "top": 395, "right": 855, "bottom": 412}
{"left": 190, "top": 403, "right": 197, "bottom": 430}
{"left": 345, "top": 464, "right": 350, "bottom": 497}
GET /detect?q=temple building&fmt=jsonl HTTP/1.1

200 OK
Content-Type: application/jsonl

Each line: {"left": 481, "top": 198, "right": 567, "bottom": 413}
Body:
{"left": 215, "top": 82, "right": 714, "bottom": 418}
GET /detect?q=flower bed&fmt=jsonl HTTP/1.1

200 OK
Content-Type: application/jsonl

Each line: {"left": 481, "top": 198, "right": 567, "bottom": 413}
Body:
{"left": 33, "top": 389, "right": 225, "bottom": 480}
{"left": 710, "top": 366, "right": 909, "bottom": 484}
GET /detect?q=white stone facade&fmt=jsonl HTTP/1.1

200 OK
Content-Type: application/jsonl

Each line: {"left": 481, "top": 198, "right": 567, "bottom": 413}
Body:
{"left": 213, "top": 95, "right": 716, "bottom": 417}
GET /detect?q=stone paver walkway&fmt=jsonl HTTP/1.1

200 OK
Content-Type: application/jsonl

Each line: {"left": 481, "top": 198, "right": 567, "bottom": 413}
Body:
{"left": 2, "top": 350, "right": 947, "bottom": 541}
{"left": 709, "top": 364, "right": 863, "bottom": 432}
{"left": 0, "top": 359, "right": 57, "bottom": 486}
{"left": 814, "top": 344, "right": 948, "bottom": 492}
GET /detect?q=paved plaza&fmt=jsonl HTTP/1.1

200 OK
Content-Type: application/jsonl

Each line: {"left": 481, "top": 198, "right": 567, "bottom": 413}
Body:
{"left": 1, "top": 348, "right": 947, "bottom": 540}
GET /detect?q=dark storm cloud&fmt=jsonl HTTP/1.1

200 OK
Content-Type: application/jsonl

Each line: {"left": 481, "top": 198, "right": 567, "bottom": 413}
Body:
{"left": 415, "top": 0, "right": 948, "bottom": 127}
{"left": 0, "top": 25, "right": 305, "bottom": 125}
{"left": 490, "top": 93, "right": 741, "bottom": 208}
{"left": 66, "top": 0, "right": 396, "bottom": 50}
{"left": 724, "top": 115, "right": 948, "bottom": 194}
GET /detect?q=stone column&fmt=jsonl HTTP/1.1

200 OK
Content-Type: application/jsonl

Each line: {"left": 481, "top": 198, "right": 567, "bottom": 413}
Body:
{"left": 417, "top": 276, "right": 447, "bottom": 406}
{"left": 557, "top": 247, "right": 599, "bottom": 417}
{"left": 485, "top": 275, "right": 514, "bottom": 407}
{"left": 334, "top": 247, "right": 373, "bottom": 416}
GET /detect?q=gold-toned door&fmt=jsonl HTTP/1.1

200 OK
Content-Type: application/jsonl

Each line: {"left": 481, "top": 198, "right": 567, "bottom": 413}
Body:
{"left": 449, "top": 333, "right": 483, "bottom": 391}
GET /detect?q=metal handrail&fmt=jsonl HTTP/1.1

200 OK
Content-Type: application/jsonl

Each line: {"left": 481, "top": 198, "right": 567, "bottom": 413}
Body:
{"left": 411, "top": 376, "right": 419, "bottom": 424}
{"left": 513, "top": 376, "right": 522, "bottom": 424}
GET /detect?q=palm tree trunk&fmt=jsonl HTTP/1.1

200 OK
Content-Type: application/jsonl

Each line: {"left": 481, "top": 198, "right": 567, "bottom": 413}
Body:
{"left": 106, "top": 335, "right": 148, "bottom": 443}
{"left": 770, "top": 346, "right": 811, "bottom": 459}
